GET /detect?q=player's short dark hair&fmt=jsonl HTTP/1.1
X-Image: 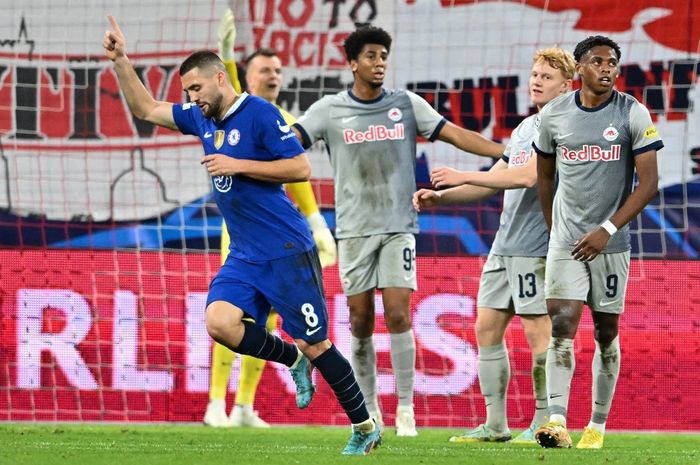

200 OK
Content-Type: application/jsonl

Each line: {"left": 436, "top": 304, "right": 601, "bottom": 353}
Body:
{"left": 245, "top": 47, "right": 278, "bottom": 66}
{"left": 179, "top": 50, "right": 226, "bottom": 76}
{"left": 573, "top": 35, "right": 621, "bottom": 62}
{"left": 343, "top": 25, "right": 392, "bottom": 62}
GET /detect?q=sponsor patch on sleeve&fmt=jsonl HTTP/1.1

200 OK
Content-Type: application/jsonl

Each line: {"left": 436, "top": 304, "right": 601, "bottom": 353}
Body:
{"left": 643, "top": 126, "right": 658, "bottom": 138}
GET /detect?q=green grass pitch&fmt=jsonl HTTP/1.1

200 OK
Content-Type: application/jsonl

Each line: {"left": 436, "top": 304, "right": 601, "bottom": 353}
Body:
{"left": 1, "top": 424, "right": 698, "bottom": 465}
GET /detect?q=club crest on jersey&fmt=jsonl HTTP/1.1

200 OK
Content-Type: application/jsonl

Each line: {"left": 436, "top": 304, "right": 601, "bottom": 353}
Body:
{"left": 213, "top": 175, "right": 233, "bottom": 193}
{"left": 387, "top": 107, "right": 402, "bottom": 122}
{"left": 214, "top": 130, "right": 226, "bottom": 149}
{"left": 603, "top": 126, "right": 619, "bottom": 141}
{"left": 227, "top": 129, "right": 241, "bottom": 146}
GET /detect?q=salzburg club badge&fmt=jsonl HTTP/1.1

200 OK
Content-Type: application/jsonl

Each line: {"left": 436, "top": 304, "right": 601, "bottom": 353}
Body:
{"left": 603, "top": 126, "right": 619, "bottom": 141}
{"left": 388, "top": 107, "right": 402, "bottom": 122}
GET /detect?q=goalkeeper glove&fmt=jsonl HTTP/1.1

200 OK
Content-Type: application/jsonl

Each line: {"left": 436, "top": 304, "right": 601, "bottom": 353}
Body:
{"left": 217, "top": 8, "right": 236, "bottom": 61}
{"left": 306, "top": 212, "right": 337, "bottom": 268}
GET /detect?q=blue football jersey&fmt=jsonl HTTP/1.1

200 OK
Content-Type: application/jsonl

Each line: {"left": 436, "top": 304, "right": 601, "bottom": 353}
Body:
{"left": 173, "top": 93, "right": 314, "bottom": 261}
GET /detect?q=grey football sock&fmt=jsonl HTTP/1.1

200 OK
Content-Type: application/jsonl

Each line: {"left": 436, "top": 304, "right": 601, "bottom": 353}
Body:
{"left": 591, "top": 336, "right": 620, "bottom": 425}
{"left": 390, "top": 330, "right": 416, "bottom": 407}
{"left": 350, "top": 335, "right": 379, "bottom": 413}
{"left": 478, "top": 342, "right": 510, "bottom": 433}
{"left": 546, "top": 337, "right": 575, "bottom": 421}
{"left": 532, "top": 351, "right": 548, "bottom": 426}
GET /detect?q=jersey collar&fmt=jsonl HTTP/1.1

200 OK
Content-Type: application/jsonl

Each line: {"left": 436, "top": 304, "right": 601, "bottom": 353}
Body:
{"left": 218, "top": 92, "right": 249, "bottom": 121}
{"left": 574, "top": 89, "right": 616, "bottom": 113}
{"left": 348, "top": 88, "right": 386, "bottom": 104}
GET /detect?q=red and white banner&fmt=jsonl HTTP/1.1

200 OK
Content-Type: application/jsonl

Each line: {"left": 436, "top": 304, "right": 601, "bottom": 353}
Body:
{"left": 1, "top": 250, "right": 698, "bottom": 430}
{"left": 1, "top": 1, "right": 697, "bottom": 220}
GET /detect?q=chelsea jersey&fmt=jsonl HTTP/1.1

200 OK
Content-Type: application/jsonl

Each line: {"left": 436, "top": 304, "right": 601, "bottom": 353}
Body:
{"left": 173, "top": 93, "right": 314, "bottom": 261}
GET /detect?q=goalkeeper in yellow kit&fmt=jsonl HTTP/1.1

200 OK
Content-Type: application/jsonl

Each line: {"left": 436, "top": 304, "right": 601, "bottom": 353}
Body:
{"left": 203, "top": 9, "right": 338, "bottom": 428}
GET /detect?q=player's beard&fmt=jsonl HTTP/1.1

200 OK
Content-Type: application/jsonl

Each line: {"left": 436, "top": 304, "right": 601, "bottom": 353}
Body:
{"left": 204, "top": 93, "right": 224, "bottom": 119}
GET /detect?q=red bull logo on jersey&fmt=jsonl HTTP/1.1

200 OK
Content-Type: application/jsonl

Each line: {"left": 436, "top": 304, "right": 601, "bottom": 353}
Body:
{"left": 561, "top": 145, "right": 621, "bottom": 162}
{"left": 343, "top": 123, "right": 405, "bottom": 145}
{"left": 511, "top": 149, "right": 535, "bottom": 166}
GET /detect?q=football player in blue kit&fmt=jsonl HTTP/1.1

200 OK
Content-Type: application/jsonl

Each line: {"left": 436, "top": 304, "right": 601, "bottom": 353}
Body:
{"left": 103, "top": 16, "right": 380, "bottom": 456}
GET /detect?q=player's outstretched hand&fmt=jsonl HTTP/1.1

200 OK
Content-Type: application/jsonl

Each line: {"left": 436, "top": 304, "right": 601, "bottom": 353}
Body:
{"left": 103, "top": 16, "right": 127, "bottom": 62}
{"left": 201, "top": 154, "right": 238, "bottom": 176}
{"left": 413, "top": 188, "right": 442, "bottom": 212}
{"left": 217, "top": 8, "right": 236, "bottom": 61}
{"left": 430, "top": 166, "right": 467, "bottom": 189}
{"left": 571, "top": 228, "right": 611, "bottom": 261}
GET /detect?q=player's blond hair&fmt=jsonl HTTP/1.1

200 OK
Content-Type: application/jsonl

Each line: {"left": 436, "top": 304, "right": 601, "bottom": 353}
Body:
{"left": 533, "top": 47, "right": 576, "bottom": 80}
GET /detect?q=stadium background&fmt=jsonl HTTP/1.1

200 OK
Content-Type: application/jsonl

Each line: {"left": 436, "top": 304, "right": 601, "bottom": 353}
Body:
{"left": 0, "top": 0, "right": 698, "bottom": 431}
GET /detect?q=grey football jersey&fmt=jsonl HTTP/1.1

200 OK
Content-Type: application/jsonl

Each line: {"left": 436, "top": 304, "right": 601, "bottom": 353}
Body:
{"left": 491, "top": 114, "right": 548, "bottom": 257}
{"left": 295, "top": 89, "right": 446, "bottom": 238}
{"left": 533, "top": 90, "right": 663, "bottom": 253}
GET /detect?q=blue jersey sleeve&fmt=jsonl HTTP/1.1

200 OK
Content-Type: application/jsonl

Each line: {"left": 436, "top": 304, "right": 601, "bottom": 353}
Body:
{"left": 254, "top": 104, "right": 305, "bottom": 160}
{"left": 172, "top": 102, "right": 202, "bottom": 137}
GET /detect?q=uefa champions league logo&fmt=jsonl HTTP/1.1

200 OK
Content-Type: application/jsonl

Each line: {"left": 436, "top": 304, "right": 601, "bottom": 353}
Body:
{"left": 213, "top": 175, "right": 233, "bottom": 193}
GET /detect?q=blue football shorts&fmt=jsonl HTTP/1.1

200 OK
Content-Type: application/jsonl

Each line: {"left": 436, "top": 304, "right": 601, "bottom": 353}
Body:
{"left": 206, "top": 247, "right": 329, "bottom": 343}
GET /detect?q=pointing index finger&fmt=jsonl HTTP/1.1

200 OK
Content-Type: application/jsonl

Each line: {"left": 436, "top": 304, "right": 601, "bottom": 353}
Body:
{"left": 107, "top": 15, "right": 123, "bottom": 36}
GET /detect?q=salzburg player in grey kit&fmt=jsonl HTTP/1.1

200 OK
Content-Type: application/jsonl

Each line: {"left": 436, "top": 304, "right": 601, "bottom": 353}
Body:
{"left": 414, "top": 47, "right": 575, "bottom": 444}
{"left": 292, "top": 26, "right": 504, "bottom": 436}
{"left": 533, "top": 36, "right": 662, "bottom": 449}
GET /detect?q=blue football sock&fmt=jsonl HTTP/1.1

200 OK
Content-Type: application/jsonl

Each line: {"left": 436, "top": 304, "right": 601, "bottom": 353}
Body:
{"left": 236, "top": 320, "right": 298, "bottom": 367}
{"left": 312, "top": 345, "right": 370, "bottom": 424}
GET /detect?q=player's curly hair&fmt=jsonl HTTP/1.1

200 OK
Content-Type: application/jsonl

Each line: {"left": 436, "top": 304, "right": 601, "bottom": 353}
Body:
{"left": 573, "top": 35, "right": 621, "bottom": 62}
{"left": 180, "top": 50, "right": 226, "bottom": 76}
{"left": 343, "top": 26, "right": 392, "bottom": 62}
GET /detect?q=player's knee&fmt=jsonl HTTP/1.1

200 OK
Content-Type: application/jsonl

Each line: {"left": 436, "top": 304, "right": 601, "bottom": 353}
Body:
{"left": 593, "top": 326, "right": 618, "bottom": 345}
{"left": 205, "top": 304, "right": 242, "bottom": 342}
{"left": 521, "top": 315, "right": 551, "bottom": 349}
{"left": 550, "top": 313, "right": 576, "bottom": 339}
{"left": 592, "top": 312, "right": 619, "bottom": 344}
{"left": 474, "top": 319, "right": 500, "bottom": 345}
{"left": 349, "top": 312, "right": 375, "bottom": 337}
{"left": 383, "top": 309, "right": 411, "bottom": 332}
